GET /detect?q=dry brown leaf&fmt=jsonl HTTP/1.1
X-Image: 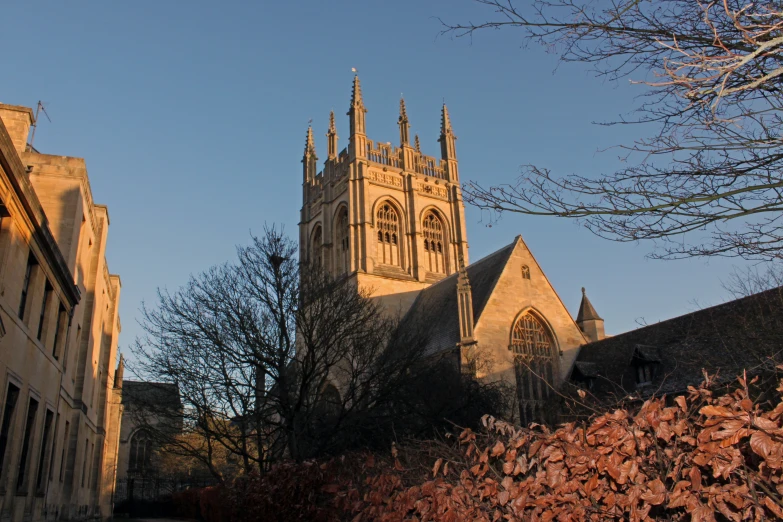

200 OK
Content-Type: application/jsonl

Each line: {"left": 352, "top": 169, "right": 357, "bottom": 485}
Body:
{"left": 433, "top": 458, "right": 442, "bottom": 478}
{"left": 640, "top": 478, "right": 666, "bottom": 505}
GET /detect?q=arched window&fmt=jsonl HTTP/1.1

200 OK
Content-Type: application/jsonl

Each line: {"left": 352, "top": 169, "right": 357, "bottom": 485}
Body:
{"left": 376, "top": 203, "right": 400, "bottom": 266}
{"left": 422, "top": 211, "right": 446, "bottom": 274}
{"left": 335, "top": 208, "right": 349, "bottom": 275}
{"left": 511, "top": 312, "right": 557, "bottom": 426}
{"left": 521, "top": 265, "right": 530, "bottom": 280}
{"left": 128, "top": 430, "right": 153, "bottom": 474}
{"left": 311, "top": 225, "right": 323, "bottom": 268}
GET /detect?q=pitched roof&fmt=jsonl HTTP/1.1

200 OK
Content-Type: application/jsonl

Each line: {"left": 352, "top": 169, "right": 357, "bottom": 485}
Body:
{"left": 575, "top": 286, "right": 783, "bottom": 397}
{"left": 122, "top": 381, "right": 182, "bottom": 411}
{"left": 576, "top": 288, "right": 602, "bottom": 322}
{"left": 399, "top": 239, "right": 517, "bottom": 355}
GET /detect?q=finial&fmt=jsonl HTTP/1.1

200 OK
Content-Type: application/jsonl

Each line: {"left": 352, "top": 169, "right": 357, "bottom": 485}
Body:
{"left": 414, "top": 134, "right": 421, "bottom": 153}
{"left": 305, "top": 125, "right": 315, "bottom": 151}
{"left": 582, "top": 287, "right": 586, "bottom": 296}
{"left": 328, "top": 110, "right": 336, "bottom": 133}
{"left": 458, "top": 253, "right": 466, "bottom": 270}
{"left": 399, "top": 97, "right": 408, "bottom": 120}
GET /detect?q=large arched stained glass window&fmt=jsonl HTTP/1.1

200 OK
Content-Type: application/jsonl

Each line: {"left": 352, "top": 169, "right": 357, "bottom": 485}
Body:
{"left": 311, "top": 225, "right": 323, "bottom": 268}
{"left": 511, "top": 312, "right": 557, "bottom": 426}
{"left": 422, "top": 211, "right": 445, "bottom": 274}
{"left": 335, "top": 208, "right": 349, "bottom": 275}
{"left": 128, "top": 430, "right": 153, "bottom": 475}
{"left": 376, "top": 203, "right": 400, "bottom": 266}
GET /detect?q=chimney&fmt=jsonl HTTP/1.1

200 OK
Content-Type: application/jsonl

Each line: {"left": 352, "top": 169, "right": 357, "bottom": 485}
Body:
{"left": 0, "top": 104, "right": 34, "bottom": 156}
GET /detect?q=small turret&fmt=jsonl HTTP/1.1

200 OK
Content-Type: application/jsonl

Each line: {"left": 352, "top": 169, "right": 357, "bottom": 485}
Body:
{"left": 302, "top": 125, "right": 318, "bottom": 183}
{"left": 576, "top": 287, "right": 605, "bottom": 342}
{"left": 438, "top": 104, "right": 459, "bottom": 181}
{"left": 326, "top": 110, "right": 338, "bottom": 160}
{"left": 398, "top": 98, "right": 410, "bottom": 146}
{"left": 114, "top": 354, "right": 125, "bottom": 389}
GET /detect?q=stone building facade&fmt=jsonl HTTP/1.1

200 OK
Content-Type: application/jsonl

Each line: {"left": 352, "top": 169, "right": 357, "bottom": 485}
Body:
{"left": 0, "top": 104, "right": 123, "bottom": 521}
{"left": 300, "top": 77, "right": 605, "bottom": 424}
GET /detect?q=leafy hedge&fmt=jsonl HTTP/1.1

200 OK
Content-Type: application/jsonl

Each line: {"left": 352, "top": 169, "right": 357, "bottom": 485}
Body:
{"left": 176, "top": 374, "right": 783, "bottom": 521}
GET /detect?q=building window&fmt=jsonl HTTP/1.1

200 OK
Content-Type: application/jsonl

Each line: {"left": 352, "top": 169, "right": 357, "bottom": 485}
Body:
{"left": 37, "top": 281, "right": 52, "bottom": 341}
{"left": 16, "top": 397, "right": 39, "bottom": 492}
{"left": 376, "top": 203, "right": 400, "bottom": 266}
{"left": 19, "top": 252, "right": 38, "bottom": 320}
{"left": 52, "top": 303, "right": 66, "bottom": 360}
{"left": 59, "top": 421, "right": 70, "bottom": 482}
{"left": 422, "top": 211, "right": 446, "bottom": 274}
{"left": 521, "top": 265, "right": 530, "bottom": 280}
{"left": 35, "top": 409, "right": 54, "bottom": 492}
{"left": 311, "top": 225, "right": 323, "bottom": 268}
{"left": 511, "top": 312, "right": 557, "bottom": 427}
{"left": 129, "top": 430, "right": 154, "bottom": 474}
{"left": 0, "top": 383, "right": 20, "bottom": 476}
{"left": 80, "top": 439, "right": 88, "bottom": 487}
{"left": 335, "top": 207, "right": 350, "bottom": 275}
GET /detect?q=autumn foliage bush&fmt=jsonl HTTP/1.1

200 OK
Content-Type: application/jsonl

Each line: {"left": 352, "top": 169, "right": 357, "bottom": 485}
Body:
{"left": 187, "top": 373, "right": 783, "bottom": 521}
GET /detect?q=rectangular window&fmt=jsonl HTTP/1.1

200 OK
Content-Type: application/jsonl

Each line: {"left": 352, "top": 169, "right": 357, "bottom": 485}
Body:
{"left": 86, "top": 442, "right": 95, "bottom": 488}
{"left": 52, "top": 304, "right": 66, "bottom": 359}
{"left": 80, "top": 438, "right": 88, "bottom": 487}
{"left": 18, "top": 253, "right": 37, "bottom": 320}
{"left": 16, "top": 397, "right": 39, "bottom": 492}
{"left": 35, "top": 409, "right": 54, "bottom": 492}
{"left": 58, "top": 421, "right": 70, "bottom": 482}
{"left": 48, "top": 413, "right": 59, "bottom": 482}
{"left": 0, "top": 383, "right": 21, "bottom": 475}
{"left": 37, "top": 281, "right": 52, "bottom": 341}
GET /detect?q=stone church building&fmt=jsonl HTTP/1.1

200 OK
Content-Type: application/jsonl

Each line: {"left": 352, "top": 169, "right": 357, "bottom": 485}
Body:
{"left": 300, "top": 76, "right": 606, "bottom": 424}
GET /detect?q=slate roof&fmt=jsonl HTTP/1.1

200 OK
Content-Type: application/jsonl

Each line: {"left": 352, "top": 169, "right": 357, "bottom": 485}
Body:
{"left": 574, "top": 286, "right": 783, "bottom": 398}
{"left": 122, "top": 381, "right": 182, "bottom": 411}
{"left": 399, "top": 239, "right": 517, "bottom": 355}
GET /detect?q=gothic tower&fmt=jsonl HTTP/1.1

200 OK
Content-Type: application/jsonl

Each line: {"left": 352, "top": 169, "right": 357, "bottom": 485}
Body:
{"left": 299, "top": 75, "right": 470, "bottom": 314}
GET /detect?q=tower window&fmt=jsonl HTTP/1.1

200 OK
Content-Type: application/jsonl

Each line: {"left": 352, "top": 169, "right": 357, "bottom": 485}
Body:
{"left": 311, "top": 225, "right": 323, "bottom": 268}
{"left": 336, "top": 207, "right": 350, "bottom": 276}
{"left": 422, "top": 211, "right": 446, "bottom": 274}
{"left": 376, "top": 203, "right": 401, "bottom": 267}
{"left": 511, "top": 312, "right": 556, "bottom": 426}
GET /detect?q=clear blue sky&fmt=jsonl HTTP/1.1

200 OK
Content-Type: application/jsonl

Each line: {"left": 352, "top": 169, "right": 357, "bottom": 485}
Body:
{"left": 1, "top": 1, "right": 756, "bottom": 359}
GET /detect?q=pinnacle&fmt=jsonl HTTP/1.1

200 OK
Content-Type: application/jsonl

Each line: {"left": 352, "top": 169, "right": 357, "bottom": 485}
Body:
{"left": 441, "top": 103, "right": 453, "bottom": 134}
{"left": 399, "top": 97, "right": 408, "bottom": 121}
{"left": 577, "top": 288, "right": 603, "bottom": 322}
{"left": 328, "top": 110, "right": 336, "bottom": 134}
{"left": 304, "top": 125, "right": 316, "bottom": 156}
{"left": 350, "top": 75, "right": 364, "bottom": 109}
{"left": 414, "top": 134, "right": 421, "bottom": 153}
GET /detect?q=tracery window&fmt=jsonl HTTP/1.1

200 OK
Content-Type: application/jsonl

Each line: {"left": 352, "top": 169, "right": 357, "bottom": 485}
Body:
{"left": 521, "top": 265, "right": 530, "bottom": 280}
{"left": 511, "top": 312, "right": 557, "bottom": 426}
{"left": 376, "top": 203, "right": 400, "bottom": 266}
{"left": 128, "top": 429, "right": 153, "bottom": 474}
{"left": 336, "top": 208, "right": 350, "bottom": 275}
{"left": 422, "top": 211, "right": 445, "bottom": 274}
{"left": 311, "top": 225, "right": 323, "bottom": 268}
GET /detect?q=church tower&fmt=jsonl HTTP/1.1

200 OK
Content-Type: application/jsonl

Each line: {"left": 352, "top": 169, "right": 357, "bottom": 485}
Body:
{"left": 299, "top": 76, "right": 470, "bottom": 314}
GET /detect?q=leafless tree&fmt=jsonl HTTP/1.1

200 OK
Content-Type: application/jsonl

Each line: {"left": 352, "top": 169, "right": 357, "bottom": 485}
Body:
{"left": 443, "top": 0, "right": 783, "bottom": 261}
{"left": 130, "top": 227, "right": 507, "bottom": 480}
